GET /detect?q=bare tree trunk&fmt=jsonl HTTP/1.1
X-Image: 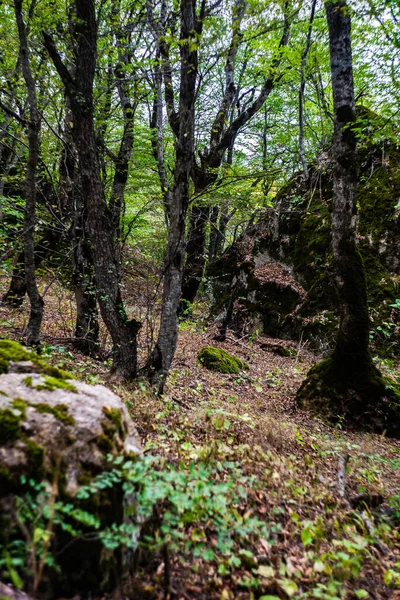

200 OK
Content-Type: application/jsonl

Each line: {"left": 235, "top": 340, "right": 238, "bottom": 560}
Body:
{"left": 109, "top": 0, "right": 137, "bottom": 267}
{"left": 14, "top": 0, "right": 43, "bottom": 348}
{"left": 179, "top": 202, "right": 210, "bottom": 314}
{"left": 58, "top": 62, "right": 99, "bottom": 355}
{"left": 147, "top": 0, "right": 199, "bottom": 392}
{"left": 296, "top": 0, "right": 400, "bottom": 436}
{"left": 2, "top": 227, "right": 60, "bottom": 308}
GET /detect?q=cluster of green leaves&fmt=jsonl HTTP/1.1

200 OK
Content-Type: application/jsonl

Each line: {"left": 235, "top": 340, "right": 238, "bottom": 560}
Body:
{"left": 0, "top": 455, "right": 271, "bottom": 589}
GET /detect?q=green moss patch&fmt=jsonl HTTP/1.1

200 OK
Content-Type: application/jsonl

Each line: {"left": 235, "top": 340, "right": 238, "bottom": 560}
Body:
{"left": 296, "top": 356, "right": 400, "bottom": 437}
{"left": 102, "top": 407, "right": 124, "bottom": 439}
{"left": 0, "top": 407, "right": 22, "bottom": 444}
{"left": 35, "top": 376, "right": 77, "bottom": 393}
{"left": 34, "top": 403, "right": 75, "bottom": 426}
{"left": 198, "top": 346, "right": 249, "bottom": 374}
{"left": 0, "top": 339, "right": 72, "bottom": 380}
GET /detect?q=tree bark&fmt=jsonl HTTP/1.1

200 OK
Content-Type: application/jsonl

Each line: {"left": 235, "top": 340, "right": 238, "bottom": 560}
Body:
{"left": 109, "top": 0, "right": 137, "bottom": 266}
{"left": 14, "top": 0, "right": 43, "bottom": 348}
{"left": 2, "top": 227, "right": 60, "bottom": 308}
{"left": 147, "top": 0, "right": 199, "bottom": 392}
{"left": 298, "top": 0, "right": 317, "bottom": 180}
{"left": 44, "top": 0, "right": 140, "bottom": 378}
{"left": 326, "top": 0, "right": 369, "bottom": 369}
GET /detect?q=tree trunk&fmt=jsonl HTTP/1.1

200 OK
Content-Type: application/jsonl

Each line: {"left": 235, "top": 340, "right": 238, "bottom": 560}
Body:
{"left": 179, "top": 203, "right": 210, "bottom": 314}
{"left": 296, "top": 0, "right": 400, "bottom": 436}
{"left": 298, "top": 0, "right": 317, "bottom": 181}
{"left": 44, "top": 0, "right": 140, "bottom": 378}
{"left": 109, "top": 0, "right": 137, "bottom": 267}
{"left": 179, "top": 0, "right": 292, "bottom": 311}
{"left": 58, "top": 70, "right": 100, "bottom": 356}
{"left": 2, "top": 227, "right": 60, "bottom": 308}
{"left": 208, "top": 205, "right": 220, "bottom": 264}
{"left": 14, "top": 0, "right": 43, "bottom": 348}
{"left": 147, "top": 0, "right": 198, "bottom": 392}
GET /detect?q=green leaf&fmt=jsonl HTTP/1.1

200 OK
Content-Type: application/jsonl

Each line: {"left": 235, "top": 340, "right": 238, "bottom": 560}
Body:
{"left": 256, "top": 565, "right": 275, "bottom": 578}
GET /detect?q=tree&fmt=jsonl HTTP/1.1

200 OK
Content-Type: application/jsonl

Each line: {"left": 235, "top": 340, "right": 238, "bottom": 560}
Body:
{"left": 180, "top": 0, "right": 293, "bottom": 312}
{"left": 14, "top": 0, "right": 44, "bottom": 347}
{"left": 44, "top": 0, "right": 141, "bottom": 378}
{"left": 146, "top": 0, "right": 200, "bottom": 392}
{"left": 296, "top": 0, "right": 400, "bottom": 435}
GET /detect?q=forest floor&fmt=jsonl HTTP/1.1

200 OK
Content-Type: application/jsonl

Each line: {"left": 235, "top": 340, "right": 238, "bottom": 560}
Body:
{"left": 0, "top": 275, "right": 399, "bottom": 600}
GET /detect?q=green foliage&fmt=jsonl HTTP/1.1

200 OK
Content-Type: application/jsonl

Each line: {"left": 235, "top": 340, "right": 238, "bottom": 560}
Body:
{"left": 0, "top": 456, "right": 269, "bottom": 589}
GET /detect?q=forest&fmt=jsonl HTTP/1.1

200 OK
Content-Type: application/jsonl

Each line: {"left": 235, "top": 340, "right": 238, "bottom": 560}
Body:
{"left": 0, "top": 0, "right": 400, "bottom": 598}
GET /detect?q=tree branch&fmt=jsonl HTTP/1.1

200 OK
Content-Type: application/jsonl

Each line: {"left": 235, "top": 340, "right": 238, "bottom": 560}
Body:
{"left": 42, "top": 31, "right": 75, "bottom": 90}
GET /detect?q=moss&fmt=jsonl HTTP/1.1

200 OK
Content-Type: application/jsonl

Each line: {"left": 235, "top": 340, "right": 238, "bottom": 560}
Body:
{"left": 0, "top": 339, "right": 72, "bottom": 380}
{"left": 198, "top": 346, "right": 249, "bottom": 374}
{"left": 23, "top": 375, "right": 33, "bottom": 387}
{"left": 34, "top": 403, "right": 75, "bottom": 426}
{"left": 25, "top": 439, "right": 45, "bottom": 480}
{"left": 0, "top": 408, "right": 22, "bottom": 443}
{"left": 0, "top": 389, "right": 8, "bottom": 396}
{"left": 102, "top": 407, "right": 124, "bottom": 439}
{"left": 97, "top": 434, "right": 114, "bottom": 453}
{"left": 11, "top": 397, "right": 28, "bottom": 415}
{"left": 35, "top": 376, "right": 77, "bottom": 393}
{"left": 297, "top": 356, "right": 400, "bottom": 437}
{"left": 276, "top": 346, "right": 294, "bottom": 357}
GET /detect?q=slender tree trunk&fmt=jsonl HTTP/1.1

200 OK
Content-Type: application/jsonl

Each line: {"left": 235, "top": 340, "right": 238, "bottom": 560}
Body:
{"left": 179, "top": 202, "right": 210, "bottom": 314}
{"left": 147, "top": 0, "right": 198, "bottom": 392}
{"left": 298, "top": 0, "right": 317, "bottom": 181}
{"left": 2, "top": 227, "right": 60, "bottom": 307}
{"left": 58, "top": 70, "right": 99, "bottom": 355}
{"left": 326, "top": 0, "right": 368, "bottom": 369}
{"left": 109, "top": 0, "right": 137, "bottom": 267}
{"left": 14, "top": 0, "right": 43, "bottom": 347}
{"left": 208, "top": 205, "right": 220, "bottom": 264}
{"left": 179, "top": 1, "right": 292, "bottom": 311}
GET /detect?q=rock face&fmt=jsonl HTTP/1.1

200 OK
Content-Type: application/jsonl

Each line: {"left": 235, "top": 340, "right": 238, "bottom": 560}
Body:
{"left": 0, "top": 340, "right": 141, "bottom": 597}
{"left": 210, "top": 114, "right": 400, "bottom": 353}
{"left": 0, "top": 373, "right": 140, "bottom": 496}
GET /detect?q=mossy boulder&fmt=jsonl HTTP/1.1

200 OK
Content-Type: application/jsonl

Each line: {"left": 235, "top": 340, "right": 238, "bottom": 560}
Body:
{"left": 0, "top": 340, "right": 141, "bottom": 596}
{"left": 198, "top": 346, "right": 248, "bottom": 374}
{"left": 210, "top": 116, "right": 400, "bottom": 354}
{"left": 296, "top": 356, "right": 400, "bottom": 437}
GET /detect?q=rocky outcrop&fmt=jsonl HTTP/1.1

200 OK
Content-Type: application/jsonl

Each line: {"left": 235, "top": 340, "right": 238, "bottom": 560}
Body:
{"left": 0, "top": 339, "right": 141, "bottom": 597}
{"left": 210, "top": 113, "right": 400, "bottom": 353}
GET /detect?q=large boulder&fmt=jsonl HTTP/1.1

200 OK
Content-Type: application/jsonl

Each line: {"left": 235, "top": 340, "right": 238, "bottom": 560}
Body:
{"left": 210, "top": 111, "right": 400, "bottom": 353}
{"left": 0, "top": 340, "right": 141, "bottom": 597}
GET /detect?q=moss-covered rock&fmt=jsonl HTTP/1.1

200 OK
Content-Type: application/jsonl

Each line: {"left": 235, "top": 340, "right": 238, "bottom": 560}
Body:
{"left": 296, "top": 356, "right": 400, "bottom": 437}
{"left": 198, "top": 346, "right": 248, "bottom": 374}
{"left": 0, "top": 341, "right": 142, "bottom": 596}
{"left": 211, "top": 119, "right": 400, "bottom": 355}
{"left": 0, "top": 339, "right": 72, "bottom": 379}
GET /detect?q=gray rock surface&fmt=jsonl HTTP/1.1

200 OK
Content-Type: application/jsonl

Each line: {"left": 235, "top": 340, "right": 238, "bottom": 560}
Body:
{"left": 0, "top": 372, "right": 141, "bottom": 496}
